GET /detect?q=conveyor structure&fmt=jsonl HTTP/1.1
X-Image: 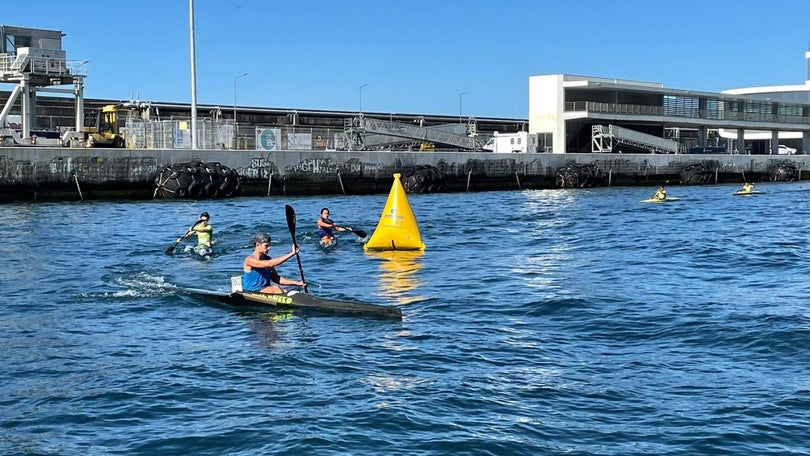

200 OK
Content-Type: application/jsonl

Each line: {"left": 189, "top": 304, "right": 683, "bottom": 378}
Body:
{"left": 592, "top": 124, "right": 687, "bottom": 154}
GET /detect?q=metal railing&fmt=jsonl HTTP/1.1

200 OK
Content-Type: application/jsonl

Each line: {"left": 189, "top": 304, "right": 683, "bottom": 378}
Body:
{"left": 122, "top": 118, "right": 348, "bottom": 150}
{"left": 566, "top": 101, "right": 810, "bottom": 125}
{"left": 0, "top": 53, "right": 75, "bottom": 77}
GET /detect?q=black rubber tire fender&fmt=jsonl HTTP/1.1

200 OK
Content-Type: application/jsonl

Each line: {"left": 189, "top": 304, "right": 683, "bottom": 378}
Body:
{"left": 188, "top": 180, "right": 205, "bottom": 198}
{"left": 219, "top": 180, "right": 233, "bottom": 195}
{"left": 205, "top": 182, "right": 220, "bottom": 198}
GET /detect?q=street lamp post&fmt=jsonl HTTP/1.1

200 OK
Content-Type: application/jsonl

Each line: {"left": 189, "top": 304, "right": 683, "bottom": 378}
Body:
{"left": 233, "top": 72, "right": 248, "bottom": 149}
{"left": 189, "top": 0, "right": 198, "bottom": 149}
{"left": 459, "top": 90, "right": 470, "bottom": 123}
{"left": 359, "top": 83, "right": 371, "bottom": 114}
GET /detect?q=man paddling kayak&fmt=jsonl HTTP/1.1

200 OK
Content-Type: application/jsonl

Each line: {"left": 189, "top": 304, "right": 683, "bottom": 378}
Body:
{"left": 243, "top": 232, "right": 305, "bottom": 294}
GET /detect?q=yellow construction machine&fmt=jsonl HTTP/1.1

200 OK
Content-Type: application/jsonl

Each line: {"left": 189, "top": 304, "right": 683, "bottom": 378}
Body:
{"left": 85, "top": 104, "right": 125, "bottom": 148}
{"left": 62, "top": 104, "right": 126, "bottom": 148}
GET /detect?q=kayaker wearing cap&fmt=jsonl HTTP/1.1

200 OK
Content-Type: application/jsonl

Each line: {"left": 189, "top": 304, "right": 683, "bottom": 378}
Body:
{"left": 178, "top": 211, "right": 213, "bottom": 249}
{"left": 243, "top": 232, "right": 305, "bottom": 293}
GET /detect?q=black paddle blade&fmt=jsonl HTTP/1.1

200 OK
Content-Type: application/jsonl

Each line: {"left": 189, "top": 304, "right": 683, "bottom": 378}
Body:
{"left": 285, "top": 204, "right": 297, "bottom": 246}
{"left": 354, "top": 230, "right": 367, "bottom": 238}
{"left": 165, "top": 243, "right": 177, "bottom": 254}
{"left": 284, "top": 204, "right": 308, "bottom": 292}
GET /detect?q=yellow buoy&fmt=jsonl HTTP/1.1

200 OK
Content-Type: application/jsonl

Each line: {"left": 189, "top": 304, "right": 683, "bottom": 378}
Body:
{"left": 364, "top": 173, "right": 425, "bottom": 251}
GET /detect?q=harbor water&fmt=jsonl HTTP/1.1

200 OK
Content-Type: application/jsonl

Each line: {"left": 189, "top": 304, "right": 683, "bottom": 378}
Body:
{"left": 2, "top": 182, "right": 809, "bottom": 455}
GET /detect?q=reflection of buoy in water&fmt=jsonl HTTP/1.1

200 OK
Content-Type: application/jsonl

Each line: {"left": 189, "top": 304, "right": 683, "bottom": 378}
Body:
{"left": 364, "top": 173, "right": 425, "bottom": 251}
{"left": 365, "top": 250, "right": 425, "bottom": 304}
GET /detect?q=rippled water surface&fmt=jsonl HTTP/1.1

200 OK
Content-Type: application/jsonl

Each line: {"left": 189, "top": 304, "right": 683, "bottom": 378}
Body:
{"left": 2, "top": 183, "right": 810, "bottom": 455}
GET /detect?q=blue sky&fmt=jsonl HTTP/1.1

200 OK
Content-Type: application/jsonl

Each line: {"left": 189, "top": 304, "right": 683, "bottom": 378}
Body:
{"left": 5, "top": 0, "right": 810, "bottom": 119}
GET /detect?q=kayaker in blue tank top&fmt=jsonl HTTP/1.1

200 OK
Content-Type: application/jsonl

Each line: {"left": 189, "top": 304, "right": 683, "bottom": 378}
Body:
{"left": 242, "top": 232, "right": 305, "bottom": 293}
{"left": 317, "top": 207, "right": 347, "bottom": 246}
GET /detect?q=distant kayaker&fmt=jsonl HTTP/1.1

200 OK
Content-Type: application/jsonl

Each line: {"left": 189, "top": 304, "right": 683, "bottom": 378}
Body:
{"left": 651, "top": 186, "right": 667, "bottom": 201}
{"left": 740, "top": 182, "right": 755, "bottom": 193}
{"left": 317, "top": 207, "right": 347, "bottom": 246}
{"left": 243, "top": 232, "right": 305, "bottom": 294}
{"left": 178, "top": 211, "right": 213, "bottom": 252}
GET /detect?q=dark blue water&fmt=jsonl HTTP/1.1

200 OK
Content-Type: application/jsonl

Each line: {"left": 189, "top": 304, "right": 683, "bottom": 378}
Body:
{"left": 2, "top": 183, "right": 810, "bottom": 455}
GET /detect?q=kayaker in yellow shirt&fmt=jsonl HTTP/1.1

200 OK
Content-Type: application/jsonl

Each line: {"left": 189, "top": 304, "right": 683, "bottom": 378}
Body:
{"left": 651, "top": 186, "right": 667, "bottom": 201}
{"left": 178, "top": 211, "right": 213, "bottom": 253}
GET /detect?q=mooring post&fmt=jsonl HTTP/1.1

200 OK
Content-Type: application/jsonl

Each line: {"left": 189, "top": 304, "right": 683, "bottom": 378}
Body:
{"left": 73, "top": 172, "right": 84, "bottom": 201}
{"left": 267, "top": 171, "right": 273, "bottom": 196}
{"left": 608, "top": 168, "right": 612, "bottom": 187}
{"left": 715, "top": 168, "right": 718, "bottom": 184}
{"left": 466, "top": 170, "right": 472, "bottom": 191}
{"left": 515, "top": 171, "right": 522, "bottom": 190}
{"left": 337, "top": 168, "right": 346, "bottom": 195}
{"left": 741, "top": 170, "right": 746, "bottom": 183}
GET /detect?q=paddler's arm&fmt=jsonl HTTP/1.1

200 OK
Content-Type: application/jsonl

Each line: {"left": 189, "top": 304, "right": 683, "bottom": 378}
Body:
{"left": 244, "top": 245, "right": 299, "bottom": 268}
{"left": 177, "top": 220, "right": 203, "bottom": 242}
{"left": 318, "top": 217, "right": 346, "bottom": 232}
{"left": 316, "top": 218, "right": 331, "bottom": 229}
{"left": 177, "top": 229, "right": 193, "bottom": 243}
{"left": 277, "top": 276, "right": 305, "bottom": 287}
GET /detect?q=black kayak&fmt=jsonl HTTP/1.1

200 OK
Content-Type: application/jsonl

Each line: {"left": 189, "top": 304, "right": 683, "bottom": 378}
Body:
{"left": 180, "top": 287, "right": 402, "bottom": 320}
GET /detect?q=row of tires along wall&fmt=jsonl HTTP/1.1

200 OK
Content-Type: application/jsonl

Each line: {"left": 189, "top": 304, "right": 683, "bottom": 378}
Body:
{"left": 154, "top": 160, "right": 241, "bottom": 199}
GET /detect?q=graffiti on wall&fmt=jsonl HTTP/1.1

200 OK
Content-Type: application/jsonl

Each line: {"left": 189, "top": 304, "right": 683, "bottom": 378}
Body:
{"left": 287, "top": 157, "right": 384, "bottom": 175}
{"left": 44, "top": 156, "right": 161, "bottom": 183}
{"left": 234, "top": 155, "right": 280, "bottom": 179}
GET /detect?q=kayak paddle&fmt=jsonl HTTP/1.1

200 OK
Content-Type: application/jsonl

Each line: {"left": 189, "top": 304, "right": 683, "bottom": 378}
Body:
{"left": 285, "top": 204, "right": 308, "bottom": 293}
{"left": 165, "top": 218, "right": 203, "bottom": 254}
{"left": 336, "top": 225, "right": 367, "bottom": 238}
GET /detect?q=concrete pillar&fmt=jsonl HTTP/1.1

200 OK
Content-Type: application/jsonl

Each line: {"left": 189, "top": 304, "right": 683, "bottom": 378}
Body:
{"left": 30, "top": 91, "right": 38, "bottom": 131}
{"left": 737, "top": 128, "right": 745, "bottom": 154}
{"left": 21, "top": 76, "right": 30, "bottom": 139}
{"left": 74, "top": 76, "right": 84, "bottom": 132}
{"left": 771, "top": 130, "right": 779, "bottom": 155}
{"left": 803, "top": 131, "right": 810, "bottom": 155}
{"left": 697, "top": 126, "right": 707, "bottom": 147}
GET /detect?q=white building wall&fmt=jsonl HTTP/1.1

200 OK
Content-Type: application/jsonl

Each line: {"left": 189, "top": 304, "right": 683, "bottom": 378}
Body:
{"left": 529, "top": 74, "right": 565, "bottom": 153}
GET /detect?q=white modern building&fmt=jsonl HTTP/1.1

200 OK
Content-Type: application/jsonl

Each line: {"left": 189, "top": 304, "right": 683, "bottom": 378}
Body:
{"left": 528, "top": 52, "right": 810, "bottom": 155}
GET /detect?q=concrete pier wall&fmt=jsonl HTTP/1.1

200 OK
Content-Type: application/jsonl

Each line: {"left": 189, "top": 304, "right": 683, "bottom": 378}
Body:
{"left": 0, "top": 147, "right": 807, "bottom": 201}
